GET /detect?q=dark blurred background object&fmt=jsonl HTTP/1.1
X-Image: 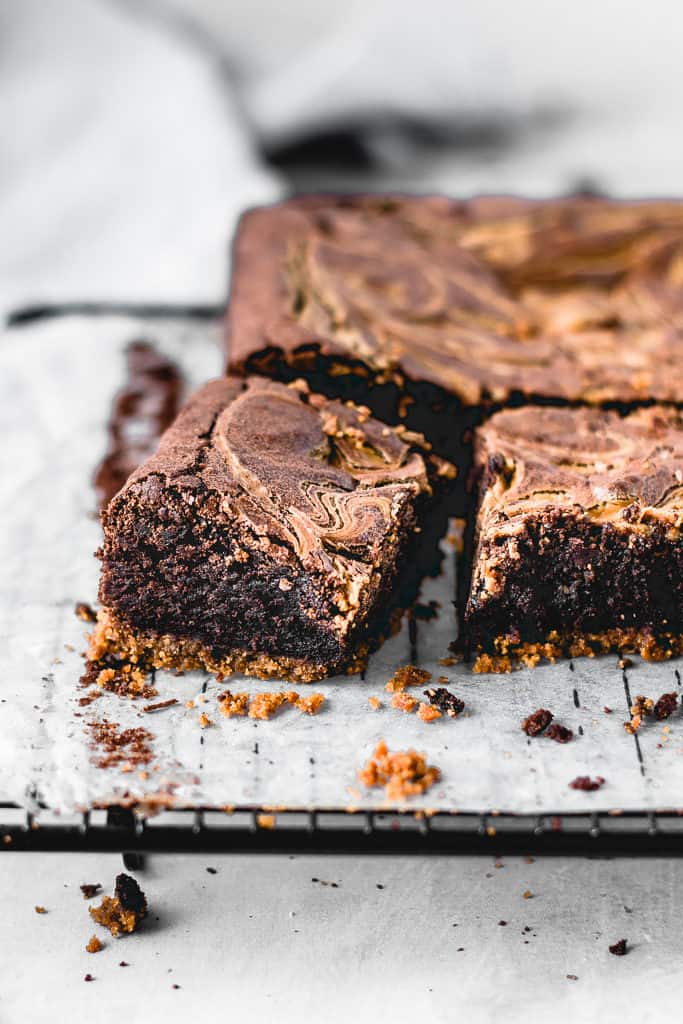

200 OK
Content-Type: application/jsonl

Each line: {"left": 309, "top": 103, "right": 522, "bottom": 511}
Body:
{"left": 3, "top": 0, "right": 683, "bottom": 318}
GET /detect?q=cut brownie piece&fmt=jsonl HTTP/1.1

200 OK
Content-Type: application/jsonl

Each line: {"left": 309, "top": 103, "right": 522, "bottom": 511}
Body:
{"left": 227, "top": 194, "right": 683, "bottom": 472}
{"left": 464, "top": 406, "right": 683, "bottom": 670}
{"left": 94, "top": 377, "right": 454, "bottom": 683}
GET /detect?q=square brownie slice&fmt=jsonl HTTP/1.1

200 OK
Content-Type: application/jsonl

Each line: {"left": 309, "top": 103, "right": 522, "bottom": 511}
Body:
{"left": 226, "top": 194, "right": 683, "bottom": 474}
{"left": 464, "top": 405, "right": 683, "bottom": 671}
{"left": 92, "top": 377, "right": 454, "bottom": 683}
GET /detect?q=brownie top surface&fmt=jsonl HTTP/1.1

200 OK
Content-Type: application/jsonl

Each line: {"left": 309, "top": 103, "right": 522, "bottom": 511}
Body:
{"left": 227, "top": 194, "right": 683, "bottom": 405}
{"left": 474, "top": 405, "right": 683, "bottom": 536}
{"left": 113, "top": 376, "right": 442, "bottom": 573}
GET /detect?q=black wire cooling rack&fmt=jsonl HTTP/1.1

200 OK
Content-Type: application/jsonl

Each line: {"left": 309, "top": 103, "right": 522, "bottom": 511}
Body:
{"left": 3, "top": 803, "right": 683, "bottom": 860}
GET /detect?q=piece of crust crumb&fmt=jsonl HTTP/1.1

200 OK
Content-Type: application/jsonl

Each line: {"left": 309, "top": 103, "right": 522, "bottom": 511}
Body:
{"left": 86, "top": 935, "right": 103, "bottom": 954}
{"left": 295, "top": 693, "right": 325, "bottom": 715}
{"left": 385, "top": 665, "right": 432, "bottom": 693}
{"left": 248, "top": 691, "right": 298, "bottom": 719}
{"left": 217, "top": 690, "right": 249, "bottom": 718}
{"left": 358, "top": 740, "right": 441, "bottom": 800}
{"left": 198, "top": 713, "right": 212, "bottom": 729}
{"left": 417, "top": 702, "right": 442, "bottom": 722}
{"left": 368, "top": 697, "right": 381, "bottom": 710}
{"left": 391, "top": 692, "right": 418, "bottom": 713}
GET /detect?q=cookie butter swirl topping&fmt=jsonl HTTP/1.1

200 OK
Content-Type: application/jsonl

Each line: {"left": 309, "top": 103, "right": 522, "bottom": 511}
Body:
{"left": 284, "top": 197, "right": 683, "bottom": 404}
{"left": 212, "top": 379, "right": 435, "bottom": 566}
{"left": 476, "top": 406, "right": 683, "bottom": 536}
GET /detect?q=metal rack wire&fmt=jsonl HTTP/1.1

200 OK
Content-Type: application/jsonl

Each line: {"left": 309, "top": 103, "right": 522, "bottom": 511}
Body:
{"left": 3, "top": 803, "right": 683, "bottom": 857}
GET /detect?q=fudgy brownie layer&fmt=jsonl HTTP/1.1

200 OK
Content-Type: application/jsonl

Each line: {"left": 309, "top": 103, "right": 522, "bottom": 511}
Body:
{"left": 98, "top": 377, "right": 453, "bottom": 681}
{"left": 465, "top": 405, "right": 683, "bottom": 669}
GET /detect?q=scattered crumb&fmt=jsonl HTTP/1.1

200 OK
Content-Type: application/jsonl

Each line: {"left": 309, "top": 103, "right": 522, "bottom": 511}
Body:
{"left": 248, "top": 692, "right": 297, "bottom": 720}
{"left": 80, "top": 883, "right": 102, "bottom": 900}
{"left": 618, "top": 656, "right": 633, "bottom": 670}
{"left": 385, "top": 665, "right": 432, "bottom": 693}
{"left": 198, "top": 713, "right": 212, "bottom": 729}
{"left": 609, "top": 938, "right": 628, "bottom": 956}
{"left": 545, "top": 723, "right": 574, "bottom": 744}
{"left": 88, "top": 720, "right": 153, "bottom": 769}
{"left": 34, "top": 906, "right": 47, "bottom": 914}
{"left": 625, "top": 695, "right": 654, "bottom": 733}
{"left": 81, "top": 659, "right": 157, "bottom": 701}
{"left": 295, "top": 693, "right": 325, "bottom": 715}
{"left": 75, "top": 602, "right": 97, "bottom": 623}
{"left": 566, "top": 974, "right": 579, "bottom": 981}
{"left": 217, "top": 690, "right": 249, "bottom": 718}
{"left": 206, "top": 867, "right": 217, "bottom": 875}
{"left": 143, "top": 698, "right": 178, "bottom": 714}
{"left": 424, "top": 687, "right": 464, "bottom": 717}
{"left": 84, "top": 974, "right": 95, "bottom": 983}
{"left": 654, "top": 692, "right": 678, "bottom": 721}
{"left": 417, "top": 702, "right": 442, "bottom": 723}
{"left": 90, "top": 874, "right": 147, "bottom": 936}
{"left": 391, "top": 692, "right": 418, "bottom": 713}
{"left": 569, "top": 776, "right": 605, "bottom": 791}
{"left": 521, "top": 709, "right": 553, "bottom": 737}
{"left": 368, "top": 697, "right": 381, "bottom": 711}
{"left": 498, "top": 920, "right": 507, "bottom": 926}
{"left": 185, "top": 699, "right": 195, "bottom": 709}
{"left": 256, "top": 813, "right": 276, "bottom": 830}
{"left": 358, "top": 740, "right": 441, "bottom": 800}
{"left": 119, "top": 961, "right": 130, "bottom": 967}
{"left": 86, "top": 935, "right": 103, "bottom": 954}
{"left": 603, "top": 707, "right": 613, "bottom": 715}
{"left": 522, "top": 890, "right": 533, "bottom": 900}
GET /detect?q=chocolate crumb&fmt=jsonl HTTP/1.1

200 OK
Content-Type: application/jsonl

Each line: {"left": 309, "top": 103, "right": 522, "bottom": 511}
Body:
{"left": 119, "top": 961, "right": 130, "bottom": 967}
{"left": 423, "top": 688, "right": 465, "bottom": 717}
{"left": 521, "top": 709, "right": 553, "bottom": 737}
{"left": 498, "top": 920, "right": 507, "bottom": 926}
{"left": 566, "top": 974, "right": 578, "bottom": 981}
{"left": 603, "top": 707, "right": 613, "bottom": 714}
{"left": 206, "top": 867, "right": 217, "bottom": 875}
{"left": 143, "top": 698, "right": 178, "bottom": 713}
{"left": 80, "top": 883, "right": 102, "bottom": 900}
{"left": 654, "top": 692, "right": 678, "bottom": 721}
{"left": 90, "top": 873, "right": 147, "bottom": 936}
{"left": 569, "top": 776, "right": 605, "bottom": 791}
{"left": 545, "top": 723, "right": 573, "bottom": 744}
{"left": 84, "top": 974, "right": 95, "bottom": 983}
{"left": 609, "top": 938, "right": 628, "bottom": 956}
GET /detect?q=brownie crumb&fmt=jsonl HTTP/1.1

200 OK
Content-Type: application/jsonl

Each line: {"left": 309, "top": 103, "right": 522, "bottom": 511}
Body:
{"left": 88, "top": 719, "right": 153, "bottom": 769}
{"left": 521, "top": 709, "right": 553, "bottom": 737}
{"left": 119, "top": 961, "right": 130, "bottom": 967}
{"left": 294, "top": 693, "right": 325, "bottom": 715}
{"left": 368, "top": 697, "right": 381, "bottom": 710}
{"left": 498, "top": 920, "right": 507, "bottom": 926}
{"left": 566, "top": 974, "right": 579, "bottom": 981}
{"left": 609, "top": 938, "right": 628, "bottom": 956}
{"left": 80, "top": 644, "right": 158, "bottom": 701}
{"left": 217, "top": 690, "right": 249, "bottom": 718}
{"left": 385, "top": 665, "right": 432, "bottom": 693}
{"left": 424, "top": 687, "right": 464, "bottom": 717}
{"left": 80, "top": 883, "right": 102, "bottom": 900}
{"left": 89, "top": 873, "right": 147, "bottom": 936}
{"left": 654, "top": 692, "right": 678, "bottom": 721}
{"left": 34, "top": 906, "right": 47, "bottom": 914}
{"left": 84, "top": 974, "right": 95, "bottom": 983}
{"left": 391, "top": 692, "right": 418, "bottom": 713}
{"left": 522, "top": 890, "right": 533, "bottom": 900}
{"left": 86, "top": 935, "right": 103, "bottom": 954}
{"left": 603, "top": 706, "right": 613, "bottom": 714}
{"left": 358, "top": 740, "right": 441, "bottom": 800}
{"left": 75, "top": 602, "right": 97, "bottom": 623}
{"left": 198, "top": 712, "right": 212, "bottom": 729}
{"left": 143, "top": 698, "right": 178, "bottom": 713}
{"left": 546, "top": 723, "right": 574, "bottom": 743}
{"left": 206, "top": 867, "right": 217, "bottom": 875}
{"left": 417, "top": 702, "right": 442, "bottom": 722}
{"left": 569, "top": 775, "right": 605, "bottom": 791}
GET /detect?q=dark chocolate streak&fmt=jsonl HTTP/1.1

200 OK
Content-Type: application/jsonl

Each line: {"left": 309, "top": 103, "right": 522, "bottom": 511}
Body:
{"left": 94, "top": 340, "right": 184, "bottom": 508}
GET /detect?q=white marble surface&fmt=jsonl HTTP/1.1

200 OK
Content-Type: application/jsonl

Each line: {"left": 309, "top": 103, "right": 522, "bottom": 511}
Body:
{"left": 1, "top": 850, "right": 680, "bottom": 1023}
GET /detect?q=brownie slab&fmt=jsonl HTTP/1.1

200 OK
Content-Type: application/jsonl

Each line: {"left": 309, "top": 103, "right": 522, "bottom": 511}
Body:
{"left": 93, "top": 377, "right": 454, "bottom": 683}
{"left": 226, "top": 194, "right": 683, "bottom": 470}
{"left": 464, "top": 406, "right": 683, "bottom": 670}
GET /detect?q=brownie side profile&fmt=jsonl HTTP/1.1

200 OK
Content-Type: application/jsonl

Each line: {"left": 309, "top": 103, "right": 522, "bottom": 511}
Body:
{"left": 226, "top": 194, "right": 683, "bottom": 471}
{"left": 463, "top": 406, "right": 683, "bottom": 671}
{"left": 93, "top": 377, "right": 454, "bottom": 683}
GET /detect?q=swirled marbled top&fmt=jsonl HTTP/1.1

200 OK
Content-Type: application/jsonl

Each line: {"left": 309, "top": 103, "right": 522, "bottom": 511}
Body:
{"left": 473, "top": 405, "right": 683, "bottom": 541}
{"left": 227, "top": 195, "right": 683, "bottom": 405}
{"left": 120, "top": 376, "right": 451, "bottom": 591}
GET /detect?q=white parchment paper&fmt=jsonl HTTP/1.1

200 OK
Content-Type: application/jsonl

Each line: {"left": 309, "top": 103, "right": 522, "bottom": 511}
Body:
{"left": 2, "top": 314, "right": 683, "bottom": 815}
